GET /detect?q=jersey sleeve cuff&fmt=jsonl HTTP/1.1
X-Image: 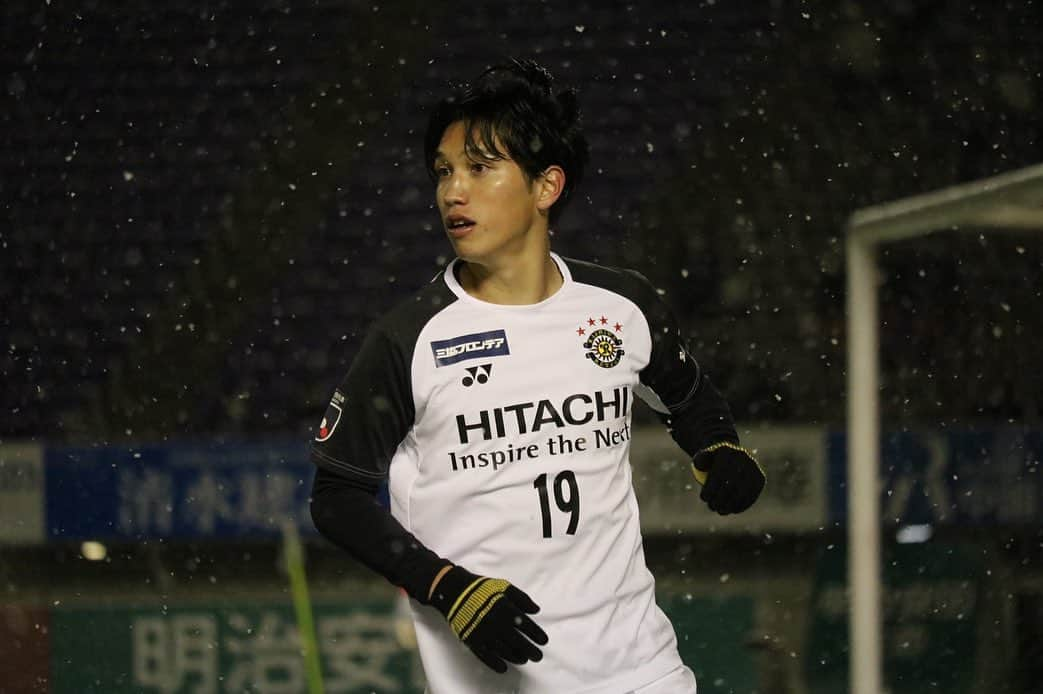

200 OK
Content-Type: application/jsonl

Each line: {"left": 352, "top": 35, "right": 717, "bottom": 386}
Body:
{"left": 311, "top": 447, "right": 386, "bottom": 484}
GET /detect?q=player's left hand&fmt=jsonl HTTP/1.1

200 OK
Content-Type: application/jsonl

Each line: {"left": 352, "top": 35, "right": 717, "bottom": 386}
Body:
{"left": 692, "top": 442, "right": 765, "bottom": 515}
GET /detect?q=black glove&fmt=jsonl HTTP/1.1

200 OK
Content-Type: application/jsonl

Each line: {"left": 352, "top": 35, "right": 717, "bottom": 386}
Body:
{"left": 693, "top": 442, "right": 766, "bottom": 515}
{"left": 428, "top": 565, "right": 548, "bottom": 673}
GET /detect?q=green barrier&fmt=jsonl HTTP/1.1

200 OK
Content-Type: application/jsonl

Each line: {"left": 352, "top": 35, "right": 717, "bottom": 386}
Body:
{"left": 47, "top": 594, "right": 753, "bottom": 693}
{"left": 50, "top": 601, "right": 423, "bottom": 694}
{"left": 665, "top": 594, "right": 756, "bottom": 694}
{"left": 805, "top": 542, "right": 980, "bottom": 694}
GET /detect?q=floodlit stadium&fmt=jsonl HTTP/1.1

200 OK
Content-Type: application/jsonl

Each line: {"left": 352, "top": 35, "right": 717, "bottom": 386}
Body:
{"left": 2, "top": 2, "right": 1041, "bottom": 693}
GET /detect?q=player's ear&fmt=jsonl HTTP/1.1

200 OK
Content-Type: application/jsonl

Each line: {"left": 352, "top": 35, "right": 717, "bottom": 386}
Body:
{"left": 535, "top": 166, "right": 565, "bottom": 214}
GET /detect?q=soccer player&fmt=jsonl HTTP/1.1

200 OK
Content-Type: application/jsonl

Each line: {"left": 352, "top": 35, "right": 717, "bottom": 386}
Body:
{"left": 310, "top": 58, "right": 766, "bottom": 694}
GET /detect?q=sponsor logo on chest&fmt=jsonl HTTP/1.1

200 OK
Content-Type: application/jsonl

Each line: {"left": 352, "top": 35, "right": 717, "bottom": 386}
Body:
{"left": 431, "top": 329, "right": 510, "bottom": 367}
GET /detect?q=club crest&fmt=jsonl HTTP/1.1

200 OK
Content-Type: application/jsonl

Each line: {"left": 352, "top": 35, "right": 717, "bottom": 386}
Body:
{"left": 576, "top": 316, "right": 625, "bottom": 368}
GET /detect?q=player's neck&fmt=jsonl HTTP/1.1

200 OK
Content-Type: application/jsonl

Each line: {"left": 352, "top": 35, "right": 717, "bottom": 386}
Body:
{"left": 458, "top": 245, "right": 563, "bottom": 306}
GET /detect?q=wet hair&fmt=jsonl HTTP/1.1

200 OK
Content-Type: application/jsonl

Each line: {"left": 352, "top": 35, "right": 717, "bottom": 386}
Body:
{"left": 424, "top": 58, "right": 589, "bottom": 223}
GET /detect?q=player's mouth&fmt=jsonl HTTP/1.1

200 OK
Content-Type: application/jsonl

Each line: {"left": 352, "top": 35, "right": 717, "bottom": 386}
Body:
{"left": 445, "top": 214, "right": 477, "bottom": 238}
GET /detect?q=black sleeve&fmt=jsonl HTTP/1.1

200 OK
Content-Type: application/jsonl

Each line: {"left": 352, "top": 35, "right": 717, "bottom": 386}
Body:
{"left": 310, "top": 324, "right": 415, "bottom": 485}
{"left": 310, "top": 467, "right": 448, "bottom": 603}
{"left": 308, "top": 284, "right": 458, "bottom": 601}
{"left": 626, "top": 269, "right": 741, "bottom": 455}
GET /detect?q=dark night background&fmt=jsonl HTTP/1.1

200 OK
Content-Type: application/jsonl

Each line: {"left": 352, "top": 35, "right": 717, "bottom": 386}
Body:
{"left": 4, "top": 0, "right": 1040, "bottom": 443}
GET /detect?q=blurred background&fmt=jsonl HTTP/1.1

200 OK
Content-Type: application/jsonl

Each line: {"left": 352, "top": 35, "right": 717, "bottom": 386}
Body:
{"left": 2, "top": 0, "right": 1042, "bottom": 692}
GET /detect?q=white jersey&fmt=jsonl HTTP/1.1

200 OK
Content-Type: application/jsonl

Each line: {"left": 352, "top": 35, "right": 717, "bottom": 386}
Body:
{"left": 314, "top": 253, "right": 710, "bottom": 693}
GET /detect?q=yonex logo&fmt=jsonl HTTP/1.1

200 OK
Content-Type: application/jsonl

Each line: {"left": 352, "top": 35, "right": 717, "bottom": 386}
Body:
{"left": 462, "top": 364, "right": 492, "bottom": 387}
{"left": 431, "top": 329, "right": 510, "bottom": 367}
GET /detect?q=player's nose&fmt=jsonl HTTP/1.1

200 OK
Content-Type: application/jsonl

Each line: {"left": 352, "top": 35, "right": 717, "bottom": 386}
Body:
{"left": 441, "top": 171, "right": 468, "bottom": 206}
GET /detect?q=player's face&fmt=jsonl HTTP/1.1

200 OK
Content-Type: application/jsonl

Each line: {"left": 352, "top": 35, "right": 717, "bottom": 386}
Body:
{"left": 433, "top": 121, "right": 543, "bottom": 262}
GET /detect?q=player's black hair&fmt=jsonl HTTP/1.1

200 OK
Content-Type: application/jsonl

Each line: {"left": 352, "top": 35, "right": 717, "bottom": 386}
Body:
{"left": 424, "top": 58, "right": 589, "bottom": 223}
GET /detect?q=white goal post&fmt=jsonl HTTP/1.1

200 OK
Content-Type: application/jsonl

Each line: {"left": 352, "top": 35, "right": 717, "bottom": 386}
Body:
{"left": 845, "top": 162, "right": 1043, "bottom": 694}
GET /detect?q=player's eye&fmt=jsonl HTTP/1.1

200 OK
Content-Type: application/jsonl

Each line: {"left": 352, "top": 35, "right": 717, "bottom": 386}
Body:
{"left": 470, "top": 162, "right": 488, "bottom": 174}
{"left": 435, "top": 165, "right": 451, "bottom": 178}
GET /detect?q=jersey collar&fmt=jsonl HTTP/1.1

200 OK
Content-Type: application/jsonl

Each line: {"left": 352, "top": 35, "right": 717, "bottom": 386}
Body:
{"left": 444, "top": 252, "right": 573, "bottom": 309}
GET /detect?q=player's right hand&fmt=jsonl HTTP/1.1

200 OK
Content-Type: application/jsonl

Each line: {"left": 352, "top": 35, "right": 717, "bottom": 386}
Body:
{"left": 428, "top": 564, "right": 548, "bottom": 673}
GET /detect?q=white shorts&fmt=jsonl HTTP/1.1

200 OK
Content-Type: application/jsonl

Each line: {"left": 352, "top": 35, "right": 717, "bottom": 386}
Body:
{"left": 628, "top": 665, "right": 698, "bottom": 694}
{"left": 422, "top": 664, "right": 698, "bottom": 694}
